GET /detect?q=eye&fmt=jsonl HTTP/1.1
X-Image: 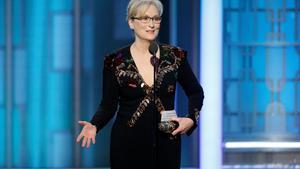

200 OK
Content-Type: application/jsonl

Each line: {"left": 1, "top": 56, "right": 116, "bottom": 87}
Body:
{"left": 140, "top": 16, "right": 150, "bottom": 21}
{"left": 153, "top": 16, "right": 161, "bottom": 22}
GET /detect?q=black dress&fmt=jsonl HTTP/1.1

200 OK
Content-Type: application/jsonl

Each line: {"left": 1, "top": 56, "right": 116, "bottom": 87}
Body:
{"left": 91, "top": 44, "right": 204, "bottom": 169}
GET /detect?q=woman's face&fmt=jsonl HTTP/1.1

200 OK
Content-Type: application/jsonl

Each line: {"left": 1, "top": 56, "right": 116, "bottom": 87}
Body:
{"left": 129, "top": 4, "right": 161, "bottom": 42}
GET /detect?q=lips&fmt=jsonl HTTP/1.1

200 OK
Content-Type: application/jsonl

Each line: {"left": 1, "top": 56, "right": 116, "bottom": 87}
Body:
{"left": 146, "top": 30, "right": 155, "bottom": 33}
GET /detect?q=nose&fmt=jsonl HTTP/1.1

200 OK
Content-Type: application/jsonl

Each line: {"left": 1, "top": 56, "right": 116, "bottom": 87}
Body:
{"left": 148, "top": 20, "right": 155, "bottom": 27}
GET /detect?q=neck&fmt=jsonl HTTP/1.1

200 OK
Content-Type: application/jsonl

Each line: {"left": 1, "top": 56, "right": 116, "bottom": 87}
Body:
{"left": 133, "top": 38, "right": 153, "bottom": 54}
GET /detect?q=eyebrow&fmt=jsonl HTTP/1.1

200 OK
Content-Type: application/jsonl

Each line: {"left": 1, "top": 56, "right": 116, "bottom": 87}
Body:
{"left": 137, "top": 14, "right": 160, "bottom": 17}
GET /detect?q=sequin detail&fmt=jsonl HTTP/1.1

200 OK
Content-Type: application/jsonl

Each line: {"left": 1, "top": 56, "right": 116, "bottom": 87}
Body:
{"left": 127, "top": 46, "right": 185, "bottom": 127}
{"left": 128, "top": 95, "right": 151, "bottom": 127}
{"left": 186, "top": 108, "right": 200, "bottom": 124}
{"left": 105, "top": 45, "right": 186, "bottom": 127}
{"left": 194, "top": 108, "right": 200, "bottom": 122}
{"left": 167, "top": 85, "right": 175, "bottom": 93}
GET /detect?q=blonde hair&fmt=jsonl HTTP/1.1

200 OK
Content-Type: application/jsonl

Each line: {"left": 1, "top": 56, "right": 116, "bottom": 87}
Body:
{"left": 126, "top": 0, "right": 163, "bottom": 21}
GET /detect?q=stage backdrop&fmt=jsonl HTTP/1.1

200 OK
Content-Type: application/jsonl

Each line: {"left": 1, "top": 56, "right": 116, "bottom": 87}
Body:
{"left": 223, "top": 0, "right": 300, "bottom": 166}
{"left": 0, "top": 0, "right": 201, "bottom": 168}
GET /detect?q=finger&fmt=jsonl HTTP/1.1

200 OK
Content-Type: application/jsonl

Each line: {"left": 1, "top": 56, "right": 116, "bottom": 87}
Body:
{"left": 78, "top": 120, "right": 86, "bottom": 124}
{"left": 87, "top": 138, "right": 91, "bottom": 148}
{"left": 76, "top": 134, "right": 83, "bottom": 143}
{"left": 172, "top": 127, "right": 182, "bottom": 136}
{"left": 92, "top": 136, "right": 96, "bottom": 144}
{"left": 78, "top": 121, "right": 87, "bottom": 126}
{"left": 172, "top": 130, "right": 179, "bottom": 136}
{"left": 82, "top": 137, "right": 87, "bottom": 147}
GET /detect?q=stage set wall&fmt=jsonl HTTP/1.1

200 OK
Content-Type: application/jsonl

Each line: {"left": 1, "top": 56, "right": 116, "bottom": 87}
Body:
{"left": 223, "top": 0, "right": 300, "bottom": 168}
{"left": 0, "top": 0, "right": 200, "bottom": 168}
{"left": 1, "top": 0, "right": 299, "bottom": 168}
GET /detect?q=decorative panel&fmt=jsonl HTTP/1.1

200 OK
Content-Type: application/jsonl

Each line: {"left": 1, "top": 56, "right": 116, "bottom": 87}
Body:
{"left": 224, "top": 0, "right": 300, "bottom": 140}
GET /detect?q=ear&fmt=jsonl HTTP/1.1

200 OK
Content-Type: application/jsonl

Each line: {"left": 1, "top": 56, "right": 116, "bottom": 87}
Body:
{"left": 128, "top": 19, "right": 134, "bottom": 30}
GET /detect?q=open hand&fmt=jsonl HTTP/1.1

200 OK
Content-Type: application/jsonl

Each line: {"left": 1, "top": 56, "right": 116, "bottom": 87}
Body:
{"left": 76, "top": 121, "right": 97, "bottom": 148}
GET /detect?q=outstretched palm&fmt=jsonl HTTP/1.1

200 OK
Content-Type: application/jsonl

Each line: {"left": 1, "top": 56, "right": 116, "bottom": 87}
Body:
{"left": 76, "top": 121, "right": 97, "bottom": 148}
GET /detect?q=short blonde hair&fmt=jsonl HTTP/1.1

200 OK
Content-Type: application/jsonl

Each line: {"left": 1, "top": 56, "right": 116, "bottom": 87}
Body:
{"left": 126, "top": 0, "right": 163, "bottom": 21}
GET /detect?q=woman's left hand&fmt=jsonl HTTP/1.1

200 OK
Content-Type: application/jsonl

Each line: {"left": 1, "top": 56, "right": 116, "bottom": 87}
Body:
{"left": 171, "top": 117, "right": 194, "bottom": 135}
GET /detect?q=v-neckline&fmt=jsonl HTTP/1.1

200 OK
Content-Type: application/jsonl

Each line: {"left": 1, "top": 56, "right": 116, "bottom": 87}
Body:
{"left": 127, "top": 44, "right": 162, "bottom": 88}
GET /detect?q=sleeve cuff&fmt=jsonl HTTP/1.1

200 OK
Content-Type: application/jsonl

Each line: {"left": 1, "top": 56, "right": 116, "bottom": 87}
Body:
{"left": 90, "top": 120, "right": 100, "bottom": 133}
{"left": 185, "top": 108, "right": 200, "bottom": 136}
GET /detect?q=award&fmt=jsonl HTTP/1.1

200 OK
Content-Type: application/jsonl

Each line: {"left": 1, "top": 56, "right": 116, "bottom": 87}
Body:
{"left": 158, "top": 110, "right": 179, "bottom": 134}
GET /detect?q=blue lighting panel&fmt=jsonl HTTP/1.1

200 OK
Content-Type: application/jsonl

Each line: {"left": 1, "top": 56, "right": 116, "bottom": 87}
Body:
{"left": 44, "top": 71, "right": 73, "bottom": 166}
{"left": 12, "top": 109, "right": 21, "bottom": 167}
{"left": 52, "top": 131, "right": 72, "bottom": 167}
{"left": 285, "top": 47, "right": 299, "bottom": 79}
{"left": 52, "top": 14, "right": 73, "bottom": 71}
{"left": 267, "top": 0, "right": 285, "bottom": 9}
{"left": 255, "top": 13, "right": 271, "bottom": 43}
{"left": 224, "top": 0, "right": 300, "bottom": 142}
{"left": 225, "top": 0, "right": 240, "bottom": 9}
{"left": 51, "top": 0, "right": 73, "bottom": 12}
{"left": 0, "top": 0, "right": 4, "bottom": 45}
{"left": 267, "top": 48, "right": 284, "bottom": 80}
{"left": 256, "top": 82, "right": 271, "bottom": 113}
{"left": 228, "top": 47, "right": 243, "bottom": 78}
{"left": 46, "top": 74, "right": 73, "bottom": 130}
{"left": 13, "top": 49, "right": 26, "bottom": 166}
{"left": 226, "top": 13, "right": 239, "bottom": 43}
{"left": 286, "top": 0, "right": 296, "bottom": 8}
{"left": 252, "top": 47, "right": 266, "bottom": 79}
{"left": 225, "top": 83, "right": 238, "bottom": 112}
{"left": 113, "top": 0, "right": 132, "bottom": 40}
{"left": 13, "top": 49, "right": 26, "bottom": 105}
{"left": 240, "top": 12, "right": 255, "bottom": 43}
{"left": 240, "top": 81, "right": 254, "bottom": 112}
{"left": 0, "top": 108, "right": 4, "bottom": 167}
{"left": 0, "top": 50, "right": 3, "bottom": 105}
{"left": 25, "top": 0, "right": 48, "bottom": 166}
{"left": 282, "top": 13, "right": 295, "bottom": 43}
{"left": 0, "top": 49, "right": 4, "bottom": 167}
{"left": 256, "top": 0, "right": 266, "bottom": 8}
{"left": 282, "top": 81, "right": 295, "bottom": 124}
{"left": 82, "top": 15, "right": 94, "bottom": 72}
{"left": 12, "top": 0, "right": 23, "bottom": 46}
{"left": 298, "top": 83, "right": 300, "bottom": 113}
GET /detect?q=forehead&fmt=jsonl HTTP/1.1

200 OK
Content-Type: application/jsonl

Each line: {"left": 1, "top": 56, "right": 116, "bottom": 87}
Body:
{"left": 136, "top": 4, "right": 159, "bottom": 16}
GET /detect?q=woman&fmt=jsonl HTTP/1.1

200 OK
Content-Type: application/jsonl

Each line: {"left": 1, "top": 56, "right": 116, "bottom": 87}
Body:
{"left": 76, "top": 0, "right": 204, "bottom": 168}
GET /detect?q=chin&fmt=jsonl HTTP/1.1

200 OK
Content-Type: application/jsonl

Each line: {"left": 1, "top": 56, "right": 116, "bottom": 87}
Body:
{"left": 146, "top": 37, "right": 156, "bottom": 41}
{"left": 144, "top": 35, "right": 158, "bottom": 41}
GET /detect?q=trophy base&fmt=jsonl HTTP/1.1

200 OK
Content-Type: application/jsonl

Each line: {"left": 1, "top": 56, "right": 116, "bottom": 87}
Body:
{"left": 158, "top": 121, "right": 179, "bottom": 134}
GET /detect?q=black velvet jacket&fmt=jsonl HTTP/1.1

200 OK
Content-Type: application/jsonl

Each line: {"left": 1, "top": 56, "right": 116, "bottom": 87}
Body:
{"left": 91, "top": 44, "right": 204, "bottom": 136}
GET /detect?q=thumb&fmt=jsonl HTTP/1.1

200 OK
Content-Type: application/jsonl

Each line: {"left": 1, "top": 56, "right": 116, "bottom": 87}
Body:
{"left": 78, "top": 121, "right": 88, "bottom": 126}
{"left": 172, "top": 127, "right": 181, "bottom": 136}
{"left": 170, "top": 117, "right": 180, "bottom": 123}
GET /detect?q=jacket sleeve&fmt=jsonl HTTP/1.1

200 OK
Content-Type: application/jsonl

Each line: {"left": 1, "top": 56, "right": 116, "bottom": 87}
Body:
{"left": 177, "top": 51, "right": 204, "bottom": 136}
{"left": 90, "top": 56, "right": 119, "bottom": 133}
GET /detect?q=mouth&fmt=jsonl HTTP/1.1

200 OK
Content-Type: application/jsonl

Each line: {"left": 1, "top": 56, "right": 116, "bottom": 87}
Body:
{"left": 146, "top": 30, "right": 155, "bottom": 34}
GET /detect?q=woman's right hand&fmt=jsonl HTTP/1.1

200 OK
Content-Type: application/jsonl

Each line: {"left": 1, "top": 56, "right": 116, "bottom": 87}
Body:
{"left": 76, "top": 121, "right": 97, "bottom": 148}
